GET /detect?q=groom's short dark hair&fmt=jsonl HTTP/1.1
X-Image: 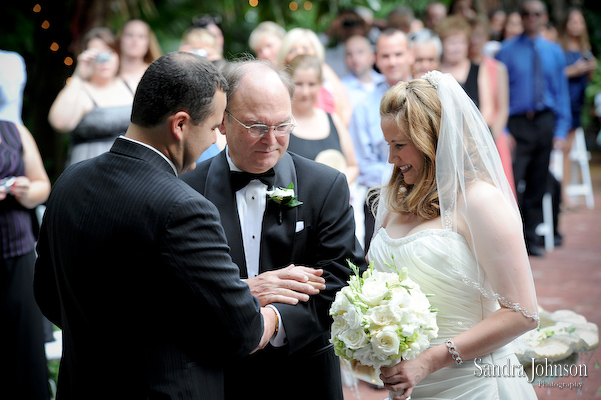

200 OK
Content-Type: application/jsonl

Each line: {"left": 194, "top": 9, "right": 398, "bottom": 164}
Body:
{"left": 131, "top": 51, "right": 228, "bottom": 128}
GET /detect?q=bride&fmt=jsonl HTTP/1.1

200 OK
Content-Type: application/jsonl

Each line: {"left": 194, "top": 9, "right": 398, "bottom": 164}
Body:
{"left": 369, "top": 71, "right": 539, "bottom": 399}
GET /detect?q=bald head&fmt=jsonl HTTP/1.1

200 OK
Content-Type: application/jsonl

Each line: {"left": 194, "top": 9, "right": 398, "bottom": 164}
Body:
{"left": 221, "top": 59, "right": 294, "bottom": 106}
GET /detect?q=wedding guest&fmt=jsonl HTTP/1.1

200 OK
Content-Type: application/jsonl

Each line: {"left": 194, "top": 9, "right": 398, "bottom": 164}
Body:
{"left": 341, "top": 34, "right": 385, "bottom": 108}
{"left": 436, "top": 15, "right": 494, "bottom": 125}
{"left": 408, "top": 28, "right": 442, "bottom": 79}
{"left": 448, "top": 0, "right": 476, "bottom": 19}
{"left": 179, "top": 27, "right": 221, "bottom": 62}
{"left": 287, "top": 54, "right": 359, "bottom": 183}
{"left": 542, "top": 20, "right": 559, "bottom": 42}
{"left": 373, "top": 71, "right": 538, "bottom": 400}
{"left": 181, "top": 58, "right": 365, "bottom": 400}
{"left": 558, "top": 7, "right": 597, "bottom": 209}
{"left": 503, "top": 10, "right": 523, "bottom": 40}
{"left": 48, "top": 27, "right": 134, "bottom": 168}
{"left": 35, "top": 52, "right": 275, "bottom": 398}
{"left": 277, "top": 28, "right": 352, "bottom": 126}
{"left": 0, "top": 50, "right": 26, "bottom": 124}
{"left": 322, "top": 8, "right": 370, "bottom": 77}
{"left": 468, "top": 16, "right": 515, "bottom": 195}
{"left": 1, "top": 121, "right": 51, "bottom": 400}
{"left": 117, "top": 19, "right": 162, "bottom": 91}
{"left": 355, "top": 5, "right": 383, "bottom": 45}
{"left": 423, "top": 2, "right": 447, "bottom": 31}
{"left": 348, "top": 28, "right": 414, "bottom": 250}
{"left": 488, "top": 8, "right": 507, "bottom": 41}
{"left": 249, "top": 21, "right": 286, "bottom": 66}
{"left": 496, "top": 0, "right": 571, "bottom": 256}
{"left": 387, "top": 6, "right": 416, "bottom": 33}
{"left": 191, "top": 14, "right": 224, "bottom": 60}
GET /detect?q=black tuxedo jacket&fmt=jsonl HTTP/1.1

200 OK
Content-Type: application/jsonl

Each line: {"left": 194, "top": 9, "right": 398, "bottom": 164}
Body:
{"left": 34, "top": 138, "right": 263, "bottom": 399}
{"left": 181, "top": 151, "right": 366, "bottom": 400}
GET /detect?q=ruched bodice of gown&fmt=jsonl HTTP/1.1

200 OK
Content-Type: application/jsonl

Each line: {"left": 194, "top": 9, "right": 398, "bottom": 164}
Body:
{"left": 368, "top": 228, "right": 537, "bottom": 399}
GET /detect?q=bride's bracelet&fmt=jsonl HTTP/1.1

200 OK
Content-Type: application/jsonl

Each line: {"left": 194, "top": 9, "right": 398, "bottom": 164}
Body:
{"left": 445, "top": 339, "right": 464, "bottom": 365}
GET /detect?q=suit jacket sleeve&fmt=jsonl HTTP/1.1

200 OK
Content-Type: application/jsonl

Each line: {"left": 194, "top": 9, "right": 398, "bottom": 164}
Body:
{"left": 34, "top": 215, "right": 62, "bottom": 327}
{"left": 275, "top": 170, "right": 366, "bottom": 354}
{"left": 161, "top": 195, "right": 264, "bottom": 358}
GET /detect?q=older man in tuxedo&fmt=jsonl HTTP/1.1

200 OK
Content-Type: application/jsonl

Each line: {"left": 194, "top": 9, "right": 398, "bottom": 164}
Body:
{"left": 181, "top": 59, "right": 366, "bottom": 400}
{"left": 34, "top": 52, "right": 276, "bottom": 399}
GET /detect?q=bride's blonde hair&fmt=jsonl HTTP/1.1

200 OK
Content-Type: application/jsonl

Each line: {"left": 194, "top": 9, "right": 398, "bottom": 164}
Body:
{"left": 371, "top": 79, "right": 442, "bottom": 221}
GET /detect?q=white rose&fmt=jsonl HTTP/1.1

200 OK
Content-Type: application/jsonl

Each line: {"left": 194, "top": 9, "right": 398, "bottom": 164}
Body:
{"left": 331, "top": 318, "right": 348, "bottom": 337}
{"left": 366, "top": 304, "right": 400, "bottom": 327}
{"left": 361, "top": 277, "right": 390, "bottom": 306}
{"left": 340, "top": 328, "right": 369, "bottom": 350}
{"left": 266, "top": 187, "right": 294, "bottom": 198}
{"left": 371, "top": 326, "right": 401, "bottom": 359}
{"left": 330, "top": 289, "right": 353, "bottom": 315}
{"left": 387, "top": 290, "right": 411, "bottom": 318}
{"left": 342, "top": 305, "right": 364, "bottom": 330}
{"left": 352, "top": 346, "right": 376, "bottom": 366}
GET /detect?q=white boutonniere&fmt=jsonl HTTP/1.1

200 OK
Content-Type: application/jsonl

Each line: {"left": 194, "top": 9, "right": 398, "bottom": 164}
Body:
{"left": 266, "top": 182, "right": 303, "bottom": 208}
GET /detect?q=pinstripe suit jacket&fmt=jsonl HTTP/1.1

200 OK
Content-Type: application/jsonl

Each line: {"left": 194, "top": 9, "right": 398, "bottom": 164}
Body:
{"left": 34, "top": 137, "right": 263, "bottom": 399}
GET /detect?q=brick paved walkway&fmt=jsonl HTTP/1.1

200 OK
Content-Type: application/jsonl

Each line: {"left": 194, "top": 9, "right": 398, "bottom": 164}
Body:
{"left": 343, "top": 157, "right": 601, "bottom": 400}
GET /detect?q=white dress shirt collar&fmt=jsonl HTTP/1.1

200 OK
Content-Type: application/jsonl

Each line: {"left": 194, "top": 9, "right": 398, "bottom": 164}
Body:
{"left": 119, "top": 135, "right": 178, "bottom": 176}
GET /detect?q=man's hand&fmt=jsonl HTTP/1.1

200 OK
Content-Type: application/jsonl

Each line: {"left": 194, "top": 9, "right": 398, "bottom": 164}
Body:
{"left": 251, "top": 306, "right": 278, "bottom": 354}
{"left": 245, "top": 265, "right": 326, "bottom": 306}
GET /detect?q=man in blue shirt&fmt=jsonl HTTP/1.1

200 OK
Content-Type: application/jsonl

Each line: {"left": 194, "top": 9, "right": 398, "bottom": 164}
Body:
{"left": 349, "top": 29, "right": 414, "bottom": 250}
{"left": 341, "top": 35, "right": 385, "bottom": 109}
{"left": 496, "top": 0, "right": 571, "bottom": 256}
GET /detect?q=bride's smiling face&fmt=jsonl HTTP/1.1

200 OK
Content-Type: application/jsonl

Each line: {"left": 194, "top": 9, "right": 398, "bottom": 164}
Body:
{"left": 381, "top": 117, "right": 424, "bottom": 185}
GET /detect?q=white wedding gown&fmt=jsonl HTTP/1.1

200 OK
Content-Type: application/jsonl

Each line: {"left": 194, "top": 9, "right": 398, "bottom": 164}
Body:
{"left": 368, "top": 228, "right": 537, "bottom": 400}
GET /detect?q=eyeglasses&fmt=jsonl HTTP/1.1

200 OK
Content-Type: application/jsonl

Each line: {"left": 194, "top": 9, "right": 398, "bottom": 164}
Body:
{"left": 521, "top": 11, "right": 543, "bottom": 17}
{"left": 225, "top": 110, "right": 296, "bottom": 138}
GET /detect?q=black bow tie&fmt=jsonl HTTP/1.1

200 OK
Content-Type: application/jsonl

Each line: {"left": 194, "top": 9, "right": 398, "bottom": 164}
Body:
{"left": 230, "top": 169, "right": 275, "bottom": 192}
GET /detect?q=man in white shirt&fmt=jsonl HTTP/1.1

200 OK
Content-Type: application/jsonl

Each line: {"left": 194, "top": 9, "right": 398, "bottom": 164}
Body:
{"left": 182, "top": 59, "right": 366, "bottom": 400}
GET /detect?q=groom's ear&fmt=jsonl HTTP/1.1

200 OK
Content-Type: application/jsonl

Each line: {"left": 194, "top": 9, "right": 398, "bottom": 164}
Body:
{"left": 170, "top": 111, "right": 190, "bottom": 142}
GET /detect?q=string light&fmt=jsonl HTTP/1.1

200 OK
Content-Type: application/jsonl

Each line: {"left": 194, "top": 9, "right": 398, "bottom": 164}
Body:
{"left": 304, "top": 1, "right": 312, "bottom": 10}
{"left": 41, "top": 20, "right": 50, "bottom": 29}
{"left": 50, "top": 42, "right": 59, "bottom": 51}
{"left": 249, "top": 0, "right": 258, "bottom": 6}
{"left": 289, "top": 1, "right": 298, "bottom": 11}
{"left": 33, "top": 4, "right": 41, "bottom": 12}
{"left": 64, "top": 57, "right": 73, "bottom": 66}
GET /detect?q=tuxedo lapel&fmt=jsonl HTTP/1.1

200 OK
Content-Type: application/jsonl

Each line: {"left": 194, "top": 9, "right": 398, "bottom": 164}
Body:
{"left": 260, "top": 152, "right": 298, "bottom": 272}
{"left": 204, "top": 152, "right": 248, "bottom": 278}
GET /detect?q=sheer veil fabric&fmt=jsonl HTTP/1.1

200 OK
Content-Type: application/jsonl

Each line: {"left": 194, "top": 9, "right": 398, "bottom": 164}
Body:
{"left": 375, "top": 71, "right": 539, "bottom": 325}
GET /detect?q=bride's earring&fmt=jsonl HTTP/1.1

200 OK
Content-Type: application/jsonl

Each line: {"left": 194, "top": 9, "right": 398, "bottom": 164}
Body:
{"left": 398, "top": 186, "right": 407, "bottom": 195}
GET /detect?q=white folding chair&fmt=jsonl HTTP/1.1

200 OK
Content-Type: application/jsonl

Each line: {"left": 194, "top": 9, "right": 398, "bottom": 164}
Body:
{"left": 565, "top": 127, "right": 595, "bottom": 209}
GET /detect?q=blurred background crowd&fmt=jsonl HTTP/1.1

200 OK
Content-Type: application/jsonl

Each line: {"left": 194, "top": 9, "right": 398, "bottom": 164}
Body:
{"left": 1, "top": 0, "right": 601, "bottom": 398}
{"left": 1, "top": 0, "right": 600, "bottom": 181}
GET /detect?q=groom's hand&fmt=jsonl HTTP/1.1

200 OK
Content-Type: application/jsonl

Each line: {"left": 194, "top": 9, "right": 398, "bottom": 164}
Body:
{"left": 245, "top": 265, "right": 326, "bottom": 306}
{"left": 251, "top": 306, "right": 278, "bottom": 354}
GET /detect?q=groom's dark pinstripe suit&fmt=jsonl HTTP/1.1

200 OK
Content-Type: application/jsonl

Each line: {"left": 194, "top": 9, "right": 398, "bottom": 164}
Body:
{"left": 34, "top": 137, "right": 263, "bottom": 399}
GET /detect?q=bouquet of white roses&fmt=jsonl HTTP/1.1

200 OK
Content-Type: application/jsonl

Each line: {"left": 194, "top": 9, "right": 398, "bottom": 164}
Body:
{"left": 330, "top": 259, "right": 438, "bottom": 373}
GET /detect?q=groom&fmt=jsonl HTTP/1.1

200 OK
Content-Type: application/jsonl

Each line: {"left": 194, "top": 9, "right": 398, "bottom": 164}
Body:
{"left": 181, "top": 59, "right": 366, "bottom": 400}
{"left": 34, "top": 52, "right": 275, "bottom": 399}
